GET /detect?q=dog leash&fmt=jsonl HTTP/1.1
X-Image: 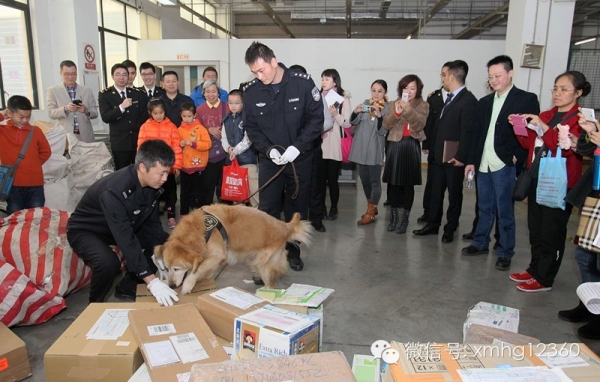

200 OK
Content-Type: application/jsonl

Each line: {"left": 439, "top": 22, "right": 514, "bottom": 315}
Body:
{"left": 235, "top": 145, "right": 299, "bottom": 205}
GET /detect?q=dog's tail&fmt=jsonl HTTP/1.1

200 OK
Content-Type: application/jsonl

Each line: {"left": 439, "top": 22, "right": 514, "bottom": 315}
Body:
{"left": 286, "top": 212, "right": 312, "bottom": 247}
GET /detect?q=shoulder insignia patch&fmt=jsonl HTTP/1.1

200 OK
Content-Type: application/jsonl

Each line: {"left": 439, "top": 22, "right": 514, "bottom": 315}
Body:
{"left": 243, "top": 79, "right": 258, "bottom": 92}
{"left": 100, "top": 87, "right": 111, "bottom": 94}
{"left": 311, "top": 86, "right": 320, "bottom": 101}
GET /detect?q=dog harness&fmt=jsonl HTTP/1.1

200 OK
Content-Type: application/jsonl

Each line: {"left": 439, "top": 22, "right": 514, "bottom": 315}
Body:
{"left": 202, "top": 211, "right": 229, "bottom": 244}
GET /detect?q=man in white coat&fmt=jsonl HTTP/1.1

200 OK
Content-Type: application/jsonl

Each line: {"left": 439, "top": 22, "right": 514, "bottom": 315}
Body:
{"left": 47, "top": 60, "right": 98, "bottom": 142}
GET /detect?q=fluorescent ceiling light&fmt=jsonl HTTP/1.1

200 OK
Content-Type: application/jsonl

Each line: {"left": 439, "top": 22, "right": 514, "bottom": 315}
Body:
{"left": 574, "top": 37, "right": 597, "bottom": 45}
{"left": 156, "top": 0, "right": 177, "bottom": 5}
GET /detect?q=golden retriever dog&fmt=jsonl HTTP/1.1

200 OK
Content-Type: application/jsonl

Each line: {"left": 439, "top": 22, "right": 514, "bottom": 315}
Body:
{"left": 154, "top": 204, "right": 312, "bottom": 294}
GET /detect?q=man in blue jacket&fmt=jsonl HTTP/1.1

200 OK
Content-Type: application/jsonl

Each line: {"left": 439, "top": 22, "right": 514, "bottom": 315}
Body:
{"left": 190, "top": 66, "right": 228, "bottom": 107}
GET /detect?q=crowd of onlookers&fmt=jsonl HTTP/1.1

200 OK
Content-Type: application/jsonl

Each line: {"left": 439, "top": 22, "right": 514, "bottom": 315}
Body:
{"left": 1, "top": 48, "right": 600, "bottom": 336}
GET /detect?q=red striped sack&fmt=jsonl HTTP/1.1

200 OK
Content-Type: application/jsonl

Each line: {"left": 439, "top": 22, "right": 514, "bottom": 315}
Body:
{"left": 0, "top": 260, "right": 66, "bottom": 327}
{"left": 0, "top": 208, "right": 92, "bottom": 297}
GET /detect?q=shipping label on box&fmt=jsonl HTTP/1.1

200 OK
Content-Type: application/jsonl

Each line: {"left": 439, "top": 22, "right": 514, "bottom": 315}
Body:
{"left": 197, "top": 286, "right": 269, "bottom": 342}
{"left": 44, "top": 302, "right": 158, "bottom": 382}
{"left": 128, "top": 303, "right": 229, "bottom": 382}
{"left": 190, "top": 351, "right": 357, "bottom": 382}
{"left": 233, "top": 305, "right": 320, "bottom": 359}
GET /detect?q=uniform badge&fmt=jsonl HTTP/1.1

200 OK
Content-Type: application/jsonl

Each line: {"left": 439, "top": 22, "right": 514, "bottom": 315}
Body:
{"left": 256, "top": 102, "right": 266, "bottom": 107}
{"left": 311, "top": 86, "right": 320, "bottom": 101}
{"left": 133, "top": 210, "right": 140, "bottom": 215}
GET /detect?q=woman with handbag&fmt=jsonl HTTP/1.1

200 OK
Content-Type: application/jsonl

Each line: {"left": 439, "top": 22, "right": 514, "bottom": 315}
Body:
{"left": 349, "top": 79, "right": 389, "bottom": 225}
{"left": 559, "top": 116, "right": 600, "bottom": 339}
{"left": 320, "top": 69, "right": 352, "bottom": 221}
{"left": 382, "top": 75, "right": 429, "bottom": 234}
{"left": 195, "top": 79, "right": 230, "bottom": 206}
{"left": 510, "top": 71, "right": 591, "bottom": 292}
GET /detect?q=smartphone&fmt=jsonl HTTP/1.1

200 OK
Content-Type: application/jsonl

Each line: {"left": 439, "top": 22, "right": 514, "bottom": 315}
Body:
{"left": 401, "top": 93, "right": 409, "bottom": 102}
{"left": 72, "top": 99, "right": 82, "bottom": 105}
{"left": 333, "top": 101, "right": 340, "bottom": 109}
{"left": 582, "top": 107, "right": 596, "bottom": 122}
{"left": 362, "top": 104, "right": 371, "bottom": 112}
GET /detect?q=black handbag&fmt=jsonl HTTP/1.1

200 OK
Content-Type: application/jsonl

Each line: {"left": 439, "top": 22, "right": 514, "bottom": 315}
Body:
{"left": 513, "top": 145, "right": 545, "bottom": 201}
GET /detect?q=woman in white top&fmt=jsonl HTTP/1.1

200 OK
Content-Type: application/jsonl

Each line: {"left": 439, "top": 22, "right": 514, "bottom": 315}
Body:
{"left": 320, "top": 69, "right": 352, "bottom": 221}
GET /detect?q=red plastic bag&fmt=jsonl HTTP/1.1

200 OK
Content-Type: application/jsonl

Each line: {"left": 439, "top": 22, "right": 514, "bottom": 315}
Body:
{"left": 221, "top": 159, "right": 250, "bottom": 202}
{"left": 341, "top": 126, "right": 353, "bottom": 163}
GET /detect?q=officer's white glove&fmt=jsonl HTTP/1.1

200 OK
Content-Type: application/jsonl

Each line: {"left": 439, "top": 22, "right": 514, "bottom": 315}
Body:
{"left": 279, "top": 146, "right": 300, "bottom": 164}
{"left": 269, "top": 148, "right": 283, "bottom": 165}
{"left": 147, "top": 278, "right": 179, "bottom": 306}
{"left": 151, "top": 255, "right": 168, "bottom": 281}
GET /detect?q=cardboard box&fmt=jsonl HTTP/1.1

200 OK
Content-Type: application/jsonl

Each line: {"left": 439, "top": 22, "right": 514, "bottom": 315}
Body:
{"left": 135, "top": 279, "right": 217, "bottom": 304}
{"left": 196, "top": 286, "right": 269, "bottom": 342}
{"left": 464, "top": 323, "right": 540, "bottom": 346}
{"left": 128, "top": 303, "right": 229, "bottom": 381}
{"left": 463, "top": 302, "right": 520, "bottom": 341}
{"left": 190, "top": 351, "right": 357, "bottom": 381}
{"left": 383, "top": 342, "right": 600, "bottom": 381}
{"left": 44, "top": 302, "right": 158, "bottom": 382}
{"left": 233, "top": 305, "right": 320, "bottom": 359}
{"left": 0, "top": 323, "right": 32, "bottom": 381}
{"left": 276, "top": 304, "right": 324, "bottom": 348}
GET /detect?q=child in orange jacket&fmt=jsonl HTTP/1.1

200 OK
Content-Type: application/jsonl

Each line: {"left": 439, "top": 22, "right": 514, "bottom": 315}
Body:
{"left": 137, "top": 98, "right": 182, "bottom": 228}
{"left": 0, "top": 96, "right": 51, "bottom": 215}
{"left": 178, "top": 102, "right": 211, "bottom": 217}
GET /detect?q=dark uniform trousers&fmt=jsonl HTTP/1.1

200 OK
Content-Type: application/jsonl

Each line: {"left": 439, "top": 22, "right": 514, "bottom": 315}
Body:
{"left": 67, "top": 230, "right": 157, "bottom": 303}
{"left": 427, "top": 163, "right": 464, "bottom": 233}
{"left": 309, "top": 145, "right": 325, "bottom": 223}
{"left": 259, "top": 151, "right": 313, "bottom": 259}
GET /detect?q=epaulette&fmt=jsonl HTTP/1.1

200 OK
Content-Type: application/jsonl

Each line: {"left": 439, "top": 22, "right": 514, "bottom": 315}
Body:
{"left": 100, "top": 87, "right": 111, "bottom": 94}
{"left": 130, "top": 87, "right": 143, "bottom": 92}
{"left": 291, "top": 72, "right": 311, "bottom": 80}
{"left": 242, "top": 79, "right": 258, "bottom": 92}
{"left": 428, "top": 89, "right": 441, "bottom": 98}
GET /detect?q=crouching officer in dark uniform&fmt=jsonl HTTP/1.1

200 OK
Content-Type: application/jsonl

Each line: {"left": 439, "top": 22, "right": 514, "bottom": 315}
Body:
{"left": 99, "top": 63, "right": 148, "bottom": 170}
{"left": 242, "top": 41, "right": 324, "bottom": 272}
{"left": 67, "top": 140, "right": 179, "bottom": 306}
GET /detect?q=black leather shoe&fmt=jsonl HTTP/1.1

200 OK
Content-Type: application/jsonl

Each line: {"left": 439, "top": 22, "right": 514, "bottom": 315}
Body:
{"left": 493, "top": 242, "right": 500, "bottom": 250}
{"left": 462, "top": 232, "right": 474, "bottom": 240}
{"left": 288, "top": 257, "right": 304, "bottom": 271}
{"left": 413, "top": 225, "right": 439, "bottom": 236}
{"left": 311, "top": 221, "right": 326, "bottom": 233}
{"left": 461, "top": 245, "right": 489, "bottom": 256}
{"left": 328, "top": 207, "right": 338, "bottom": 221}
{"left": 417, "top": 214, "right": 427, "bottom": 224}
{"left": 114, "top": 285, "right": 136, "bottom": 301}
{"left": 383, "top": 200, "right": 390, "bottom": 207}
{"left": 442, "top": 231, "right": 454, "bottom": 243}
{"left": 577, "top": 316, "right": 600, "bottom": 340}
{"left": 558, "top": 302, "right": 595, "bottom": 323}
{"left": 495, "top": 257, "right": 511, "bottom": 271}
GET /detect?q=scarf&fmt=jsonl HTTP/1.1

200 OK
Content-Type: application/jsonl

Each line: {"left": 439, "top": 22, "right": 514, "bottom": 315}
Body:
{"left": 369, "top": 97, "right": 387, "bottom": 118}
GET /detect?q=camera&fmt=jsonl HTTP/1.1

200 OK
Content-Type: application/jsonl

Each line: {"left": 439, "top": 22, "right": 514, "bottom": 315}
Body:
{"left": 72, "top": 99, "right": 82, "bottom": 105}
{"left": 361, "top": 104, "right": 371, "bottom": 112}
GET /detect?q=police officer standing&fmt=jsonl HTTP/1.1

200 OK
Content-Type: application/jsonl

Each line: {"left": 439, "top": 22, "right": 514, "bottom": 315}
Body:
{"left": 67, "top": 140, "right": 179, "bottom": 305}
{"left": 242, "top": 42, "right": 324, "bottom": 272}
{"left": 99, "top": 63, "right": 148, "bottom": 170}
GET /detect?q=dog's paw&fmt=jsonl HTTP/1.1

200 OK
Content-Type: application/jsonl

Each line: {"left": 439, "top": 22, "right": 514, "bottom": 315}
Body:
{"left": 181, "top": 279, "right": 195, "bottom": 295}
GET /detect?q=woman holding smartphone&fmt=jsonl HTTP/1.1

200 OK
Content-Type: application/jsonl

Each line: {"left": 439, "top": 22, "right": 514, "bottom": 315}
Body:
{"left": 349, "top": 79, "right": 389, "bottom": 225}
{"left": 382, "top": 75, "right": 429, "bottom": 233}
{"left": 510, "top": 71, "right": 591, "bottom": 292}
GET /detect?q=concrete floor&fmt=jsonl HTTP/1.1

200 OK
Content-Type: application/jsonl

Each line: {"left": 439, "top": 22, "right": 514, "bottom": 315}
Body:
{"left": 9, "top": 175, "right": 600, "bottom": 381}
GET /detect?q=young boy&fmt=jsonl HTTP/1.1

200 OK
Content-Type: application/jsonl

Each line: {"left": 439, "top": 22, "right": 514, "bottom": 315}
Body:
{"left": 178, "top": 102, "right": 211, "bottom": 217}
{"left": 220, "top": 89, "right": 259, "bottom": 207}
{"left": 0, "top": 95, "right": 51, "bottom": 215}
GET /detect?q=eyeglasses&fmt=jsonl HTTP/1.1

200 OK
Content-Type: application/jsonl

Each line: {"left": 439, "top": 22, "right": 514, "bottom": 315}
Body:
{"left": 62, "top": 72, "right": 77, "bottom": 77}
{"left": 550, "top": 88, "right": 575, "bottom": 94}
{"left": 228, "top": 102, "right": 242, "bottom": 105}
{"left": 113, "top": 73, "right": 129, "bottom": 78}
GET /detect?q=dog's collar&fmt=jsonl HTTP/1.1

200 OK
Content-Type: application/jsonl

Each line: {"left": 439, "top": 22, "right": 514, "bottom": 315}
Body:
{"left": 202, "top": 210, "right": 228, "bottom": 244}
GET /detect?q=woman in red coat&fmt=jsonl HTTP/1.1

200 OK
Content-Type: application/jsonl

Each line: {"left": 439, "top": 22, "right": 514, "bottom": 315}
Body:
{"left": 510, "top": 71, "right": 591, "bottom": 292}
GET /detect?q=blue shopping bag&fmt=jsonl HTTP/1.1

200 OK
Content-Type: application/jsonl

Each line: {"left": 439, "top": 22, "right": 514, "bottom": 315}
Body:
{"left": 536, "top": 147, "right": 567, "bottom": 210}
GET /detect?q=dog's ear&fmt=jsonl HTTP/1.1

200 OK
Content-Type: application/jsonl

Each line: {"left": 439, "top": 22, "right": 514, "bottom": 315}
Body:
{"left": 154, "top": 244, "right": 164, "bottom": 259}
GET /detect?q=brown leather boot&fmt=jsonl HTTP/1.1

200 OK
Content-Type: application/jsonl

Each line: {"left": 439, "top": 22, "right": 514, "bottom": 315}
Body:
{"left": 357, "top": 203, "right": 377, "bottom": 225}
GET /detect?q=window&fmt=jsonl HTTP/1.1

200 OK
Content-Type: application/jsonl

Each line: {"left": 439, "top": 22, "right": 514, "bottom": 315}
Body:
{"left": 97, "top": 0, "right": 161, "bottom": 88}
{"left": 180, "top": 0, "right": 217, "bottom": 35}
{"left": 0, "top": 1, "right": 38, "bottom": 109}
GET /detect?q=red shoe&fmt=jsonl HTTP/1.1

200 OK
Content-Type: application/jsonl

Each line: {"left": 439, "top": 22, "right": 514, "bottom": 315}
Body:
{"left": 516, "top": 279, "right": 552, "bottom": 293}
{"left": 509, "top": 271, "right": 533, "bottom": 282}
